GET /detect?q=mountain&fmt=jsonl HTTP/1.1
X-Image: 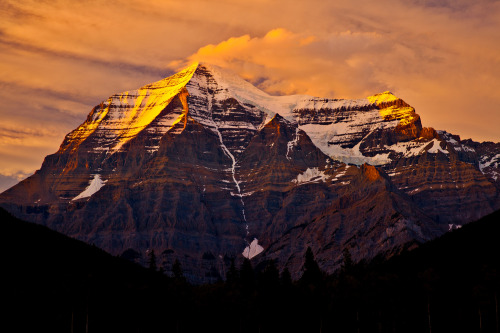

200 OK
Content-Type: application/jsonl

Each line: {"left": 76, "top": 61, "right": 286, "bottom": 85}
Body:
{"left": 1, "top": 63, "right": 499, "bottom": 282}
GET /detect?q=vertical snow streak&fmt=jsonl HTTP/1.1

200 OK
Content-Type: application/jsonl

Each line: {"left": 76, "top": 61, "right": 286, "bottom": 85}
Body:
{"left": 203, "top": 83, "right": 249, "bottom": 239}
{"left": 213, "top": 123, "right": 249, "bottom": 237}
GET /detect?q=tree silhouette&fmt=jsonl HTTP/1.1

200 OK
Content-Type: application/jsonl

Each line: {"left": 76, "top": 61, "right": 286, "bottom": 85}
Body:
{"left": 280, "top": 267, "right": 292, "bottom": 287}
{"left": 147, "top": 249, "right": 157, "bottom": 271}
{"left": 226, "top": 258, "right": 238, "bottom": 284}
{"left": 341, "top": 247, "right": 353, "bottom": 274}
{"left": 261, "top": 260, "right": 280, "bottom": 289}
{"left": 300, "top": 247, "right": 322, "bottom": 286}
{"left": 240, "top": 258, "right": 255, "bottom": 290}
{"left": 172, "top": 259, "right": 183, "bottom": 279}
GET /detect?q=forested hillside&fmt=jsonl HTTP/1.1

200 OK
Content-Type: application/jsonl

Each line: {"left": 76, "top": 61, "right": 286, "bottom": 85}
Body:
{"left": 2, "top": 207, "right": 499, "bottom": 332}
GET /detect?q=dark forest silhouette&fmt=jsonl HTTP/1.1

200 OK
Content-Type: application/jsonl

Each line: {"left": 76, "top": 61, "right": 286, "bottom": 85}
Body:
{"left": 2, "top": 207, "right": 500, "bottom": 333}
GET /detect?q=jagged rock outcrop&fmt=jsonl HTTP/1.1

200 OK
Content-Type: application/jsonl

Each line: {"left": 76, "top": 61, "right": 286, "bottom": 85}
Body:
{"left": 439, "top": 131, "right": 500, "bottom": 188}
{"left": 1, "top": 63, "right": 498, "bottom": 282}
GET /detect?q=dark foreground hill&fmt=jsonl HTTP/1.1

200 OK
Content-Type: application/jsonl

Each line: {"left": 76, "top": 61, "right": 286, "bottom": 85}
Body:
{"left": 2, "top": 207, "right": 500, "bottom": 333}
{"left": 339, "top": 208, "right": 500, "bottom": 333}
{"left": 0, "top": 208, "right": 185, "bottom": 333}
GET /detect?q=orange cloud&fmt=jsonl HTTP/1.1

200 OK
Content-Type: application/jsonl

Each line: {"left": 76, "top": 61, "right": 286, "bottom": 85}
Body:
{"left": 171, "top": 28, "right": 390, "bottom": 97}
{"left": 171, "top": 24, "right": 500, "bottom": 143}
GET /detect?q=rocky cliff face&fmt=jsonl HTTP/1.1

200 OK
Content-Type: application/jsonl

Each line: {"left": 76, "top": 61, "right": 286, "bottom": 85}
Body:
{"left": 1, "top": 63, "right": 499, "bottom": 282}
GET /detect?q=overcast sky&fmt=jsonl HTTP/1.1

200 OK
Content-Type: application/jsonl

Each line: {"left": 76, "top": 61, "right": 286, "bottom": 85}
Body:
{"left": 1, "top": 0, "right": 499, "bottom": 188}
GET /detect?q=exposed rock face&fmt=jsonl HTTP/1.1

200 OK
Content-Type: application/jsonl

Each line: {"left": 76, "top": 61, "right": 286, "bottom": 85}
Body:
{"left": 439, "top": 132, "right": 500, "bottom": 189}
{"left": 1, "top": 63, "right": 498, "bottom": 282}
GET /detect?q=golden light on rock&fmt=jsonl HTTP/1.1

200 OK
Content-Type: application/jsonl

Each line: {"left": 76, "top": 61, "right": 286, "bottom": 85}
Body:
{"left": 368, "top": 91, "right": 419, "bottom": 127}
{"left": 61, "top": 62, "right": 198, "bottom": 154}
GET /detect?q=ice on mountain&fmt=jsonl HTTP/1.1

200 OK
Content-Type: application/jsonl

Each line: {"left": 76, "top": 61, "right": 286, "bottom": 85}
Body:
{"left": 72, "top": 174, "right": 107, "bottom": 201}
{"left": 242, "top": 238, "right": 264, "bottom": 259}
{"left": 292, "top": 168, "right": 328, "bottom": 185}
{"left": 426, "top": 139, "right": 449, "bottom": 154}
{"left": 200, "top": 63, "right": 372, "bottom": 124}
{"left": 479, "top": 153, "right": 500, "bottom": 173}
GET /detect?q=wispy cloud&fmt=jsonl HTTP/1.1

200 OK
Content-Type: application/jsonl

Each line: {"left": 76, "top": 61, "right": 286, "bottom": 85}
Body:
{"left": 0, "top": 38, "right": 167, "bottom": 77}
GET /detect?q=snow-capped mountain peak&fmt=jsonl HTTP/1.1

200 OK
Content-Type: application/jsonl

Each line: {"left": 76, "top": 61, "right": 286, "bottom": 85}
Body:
{"left": 1, "top": 62, "right": 498, "bottom": 283}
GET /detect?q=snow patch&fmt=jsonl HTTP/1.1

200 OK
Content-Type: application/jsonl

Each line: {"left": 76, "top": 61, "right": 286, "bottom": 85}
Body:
{"left": 385, "top": 138, "right": 448, "bottom": 157}
{"left": 448, "top": 224, "right": 462, "bottom": 231}
{"left": 301, "top": 123, "right": 393, "bottom": 166}
{"left": 408, "top": 188, "right": 421, "bottom": 194}
{"left": 292, "top": 168, "right": 327, "bottom": 185}
{"left": 242, "top": 238, "right": 264, "bottom": 259}
{"left": 231, "top": 191, "right": 255, "bottom": 197}
{"left": 479, "top": 153, "right": 500, "bottom": 173}
{"left": 386, "top": 141, "right": 427, "bottom": 157}
{"left": 426, "top": 139, "right": 448, "bottom": 154}
{"left": 286, "top": 128, "right": 300, "bottom": 160}
{"left": 331, "top": 169, "right": 348, "bottom": 182}
{"left": 72, "top": 174, "right": 107, "bottom": 201}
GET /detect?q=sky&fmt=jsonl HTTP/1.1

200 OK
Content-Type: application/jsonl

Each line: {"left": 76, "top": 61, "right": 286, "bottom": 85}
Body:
{"left": 1, "top": 0, "right": 499, "bottom": 191}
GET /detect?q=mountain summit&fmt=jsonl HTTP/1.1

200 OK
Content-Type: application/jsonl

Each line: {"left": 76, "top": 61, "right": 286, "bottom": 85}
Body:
{"left": 1, "top": 63, "right": 499, "bottom": 282}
